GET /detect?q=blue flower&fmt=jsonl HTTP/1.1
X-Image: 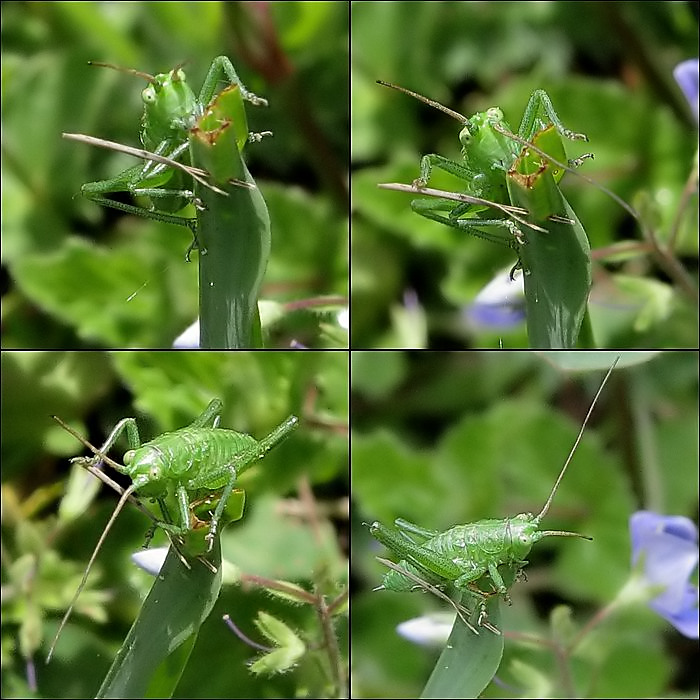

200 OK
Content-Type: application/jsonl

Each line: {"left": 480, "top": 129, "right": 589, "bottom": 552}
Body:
{"left": 673, "top": 59, "right": 699, "bottom": 124}
{"left": 629, "top": 510, "right": 699, "bottom": 638}
{"left": 464, "top": 267, "right": 525, "bottom": 330}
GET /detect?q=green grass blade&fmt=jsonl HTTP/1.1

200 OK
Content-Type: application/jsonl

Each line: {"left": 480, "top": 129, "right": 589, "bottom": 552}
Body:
{"left": 421, "top": 596, "right": 504, "bottom": 699}
{"left": 96, "top": 542, "right": 222, "bottom": 699}
{"left": 518, "top": 196, "right": 591, "bottom": 348}
{"left": 507, "top": 141, "right": 592, "bottom": 349}
{"left": 190, "top": 86, "right": 271, "bottom": 349}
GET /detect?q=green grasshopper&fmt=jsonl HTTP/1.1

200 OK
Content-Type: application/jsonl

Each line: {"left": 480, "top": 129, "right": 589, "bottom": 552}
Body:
{"left": 378, "top": 81, "right": 594, "bottom": 348}
{"left": 64, "top": 56, "right": 267, "bottom": 251}
{"left": 367, "top": 358, "right": 618, "bottom": 634}
{"left": 46, "top": 398, "right": 298, "bottom": 662}
{"left": 64, "top": 56, "right": 274, "bottom": 347}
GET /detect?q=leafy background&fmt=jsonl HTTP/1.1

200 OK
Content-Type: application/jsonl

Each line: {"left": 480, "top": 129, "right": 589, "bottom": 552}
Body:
{"left": 351, "top": 350, "right": 698, "bottom": 698}
{"left": 352, "top": 1, "right": 698, "bottom": 348}
{"left": 2, "top": 1, "right": 348, "bottom": 349}
{"left": 1, "top": 350, "right": 348, "bottom": 698}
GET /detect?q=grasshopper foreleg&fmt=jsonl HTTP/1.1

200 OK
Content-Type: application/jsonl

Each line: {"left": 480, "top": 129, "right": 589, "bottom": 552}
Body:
{"left": 77, "top": 416, "right": 142, "bottom": 469}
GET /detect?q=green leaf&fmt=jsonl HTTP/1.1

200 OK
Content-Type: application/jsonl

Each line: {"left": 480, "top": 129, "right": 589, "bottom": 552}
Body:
{"left": 421, "top": 596, "right": 504, "bottom": 699}
{"left": 96, "top": 542, "right": 222, "bottom": 698}
{"left": 190, "top": 84, "right": 271, "bottom": 349}
{"left": 58, "top": 461, "right": 103, "bottom": 523}
{"left": 249, "top": 612, "right": 306, "bottom": 675}
{"left": 508, "top": 164, "right": 591, "bottom": 348}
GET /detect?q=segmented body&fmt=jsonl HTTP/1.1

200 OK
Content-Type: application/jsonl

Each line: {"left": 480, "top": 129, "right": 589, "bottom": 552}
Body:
{"left": 382, "top": 516, "right": 529, "bottom": 593}
{"left": 124, "top": 427, "right": 262, "bottom": 497}
{"left": 429, "top": 519, "right": 522, "bottom": 561}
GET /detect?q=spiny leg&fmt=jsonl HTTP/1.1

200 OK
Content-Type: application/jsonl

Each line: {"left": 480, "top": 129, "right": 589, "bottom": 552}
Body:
{"left": 414, "top": 152, "right": 477, "bottom": 189}
{"left": 475, "top": 600, "right": 501, "bottom": 635}
{"left": 199, "top": 55, "right": 268, "bottom": 107}
{"left": 80, "top": 171, "right": 198, "bottom": 243}
{"left": 369, "top": 521, "right": 463, "bottom": 581}
{"left": 138, "top": 139, "right": 190, "bottom": 180}
{"left": 461, "top": 580, "right": 505, "bottom": 635}
{"left": 411, "top": 200, "right": 527, "bottom": 247}
{"left": 518, "top": 89, "right": 588, "bottom": 143}
{"left": 52, "top": 416, "right": 166, "bottom": 534}
{"left": 376, "top": 557, "right": 480, "bottom": 635}
{"left": 74, "top": 417, "right": 142, "bottom": 468}
{"left": 81, "top": 139, "right": 194, "bottom": 209}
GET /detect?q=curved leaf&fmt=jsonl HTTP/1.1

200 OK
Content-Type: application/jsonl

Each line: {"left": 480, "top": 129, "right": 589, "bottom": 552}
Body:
{"left": 421, "top": 595, "right": 504, "bottom": 699}
{"left": 96, "top": 542, "right": 222, "bottom": 699}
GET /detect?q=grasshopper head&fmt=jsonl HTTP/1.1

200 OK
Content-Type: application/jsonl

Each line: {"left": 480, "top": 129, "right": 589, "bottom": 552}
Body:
{"left": 458, "top": 110, "right": 498, "bottom": 150}
{"left": 507, "top": 513, "right": 591, "bottom": 561}
{"left": 122, "top": 446, "right": 168, "bottom": 496}
{"left": 140, "top": 67, "right": 198, "bottom": 147}
{"left": 507, "top": 513, "right": 540, "bottom": 560}
{"left": 462, "top": 108, "right": 515, "bottom": 162}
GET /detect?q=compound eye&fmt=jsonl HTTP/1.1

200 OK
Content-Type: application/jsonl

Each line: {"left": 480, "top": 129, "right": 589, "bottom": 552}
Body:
{"left": 123, "top": 450, "right": 135, "bottom": 465}
{"left": 142, "top": 86, "right": 156, "bottom": 104}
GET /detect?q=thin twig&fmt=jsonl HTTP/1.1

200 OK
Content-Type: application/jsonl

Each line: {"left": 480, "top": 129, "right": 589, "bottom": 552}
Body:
{"left": 62, "top": 132, "right": 254, "bottom": 194}
{"left": 378, "top": 182, "right": 549, "bottom": 234}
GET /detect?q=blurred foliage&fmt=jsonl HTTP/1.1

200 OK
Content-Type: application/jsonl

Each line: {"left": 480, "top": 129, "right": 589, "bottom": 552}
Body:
{"left": 2, "top": 1, "right": 348, "bottom": 349}
{"left": 352, "top": 1, "right": 698, "bottom": 348}
{"left": 1, "top": 350, "right": 348, "bottom": 698}
{"left": 351, "top": 350, "right": 698, "bottom": 697}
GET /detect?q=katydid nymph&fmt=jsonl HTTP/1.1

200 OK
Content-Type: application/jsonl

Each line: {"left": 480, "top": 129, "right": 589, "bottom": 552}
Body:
{"left": 367, "top": 358, "right": 618, "bottom": 635}
{"left": 63, "top": 56, "right": 273, "bottom": 348}
{"left": 64, "top": 57, "right": 267, "bottom": 249}
{"left": 377, "top": 81, "right": 595, "bottom": 348}
{"left": 46, "top": 399, "right": 298, "bottom": 662}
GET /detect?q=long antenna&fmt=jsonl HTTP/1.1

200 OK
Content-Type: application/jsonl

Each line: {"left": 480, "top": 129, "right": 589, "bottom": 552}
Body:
{"left": 46, "top": 417, "right": 164, "bottom": 663}
{"left": 536, "top": 357, "right": 620, "bottom": 522}
{"left": 376, "top": 80, "right": 469, "bottom": 125}
{"left": 87, "top": 60, "right": 155, "bottom": 83}
{"left": 46, "top": 481, "right": 138, "bottom": 663}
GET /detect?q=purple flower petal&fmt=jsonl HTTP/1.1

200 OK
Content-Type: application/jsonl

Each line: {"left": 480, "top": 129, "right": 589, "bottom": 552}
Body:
{"left": 466, "top": 302, "right": 526, "bottom": 328}
{"left": 629, "top": 510, "right": 699, "bottom": 638}
{"left": 464, "top": 268, "right": 526, "bottom": 329}
{"left": 673, "top": 59, "right": 699, "bottom": 123}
